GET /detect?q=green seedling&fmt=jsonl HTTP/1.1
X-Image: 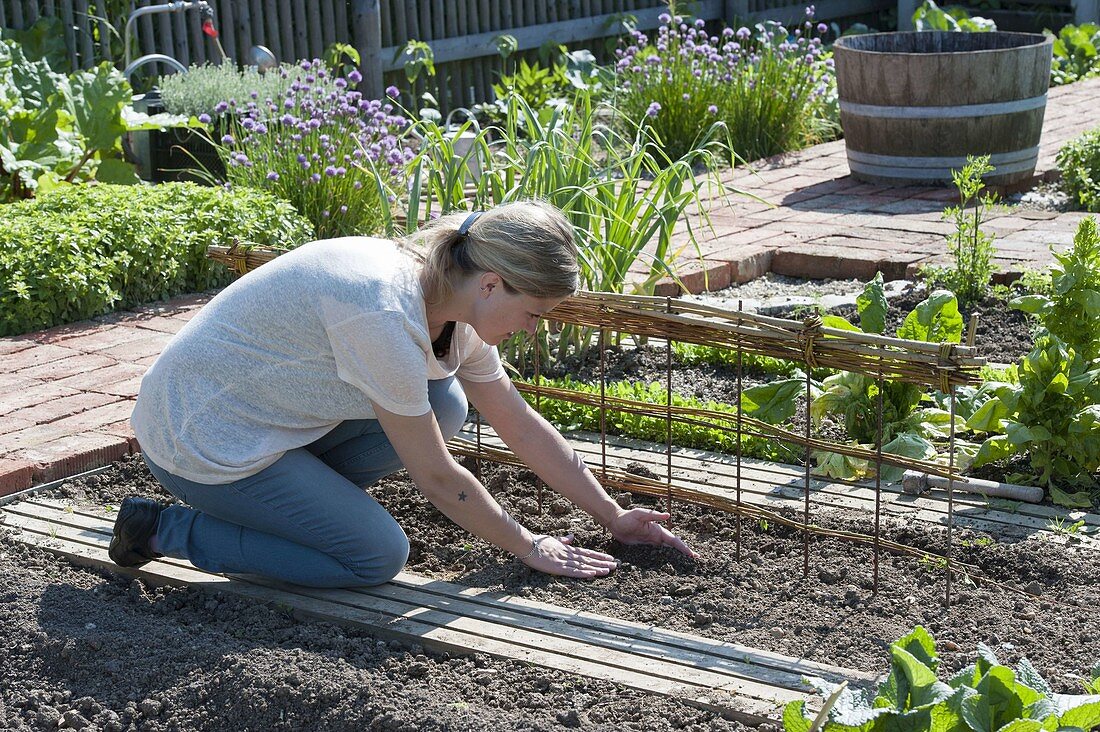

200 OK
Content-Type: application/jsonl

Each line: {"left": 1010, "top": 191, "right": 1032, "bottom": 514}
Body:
{"left": 1048, "top": 516, "right": 1086, "bottom": 536}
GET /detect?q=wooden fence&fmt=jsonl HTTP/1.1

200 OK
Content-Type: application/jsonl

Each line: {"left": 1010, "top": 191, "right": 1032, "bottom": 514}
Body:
{"left": 8, "top": 0, "right": 1089, "bottom": 112}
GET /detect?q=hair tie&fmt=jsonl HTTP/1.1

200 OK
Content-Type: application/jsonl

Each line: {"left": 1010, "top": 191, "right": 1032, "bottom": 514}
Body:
{"left": 458, "top": 211, "right": 482, "bottom": 238}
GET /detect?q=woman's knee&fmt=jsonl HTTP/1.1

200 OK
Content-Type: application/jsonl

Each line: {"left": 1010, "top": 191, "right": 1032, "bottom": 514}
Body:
{"left": 349, "top": 523, "right": 409, "bottom": 585}
{"left": 428, "top": 377, "right": 468, "bottom": 440}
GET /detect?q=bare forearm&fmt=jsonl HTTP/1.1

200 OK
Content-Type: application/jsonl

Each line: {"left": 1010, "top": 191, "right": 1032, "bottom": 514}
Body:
{"left": 505, "top": 413, "right": 624, "bottom": 528}
{"left": 417, "top": 466, "right": 534, "bottom": 556}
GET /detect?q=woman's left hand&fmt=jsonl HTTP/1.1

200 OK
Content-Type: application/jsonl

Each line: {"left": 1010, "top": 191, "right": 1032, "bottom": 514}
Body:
{"left": 607, "top": 508, "right": 698, "bottom": 558}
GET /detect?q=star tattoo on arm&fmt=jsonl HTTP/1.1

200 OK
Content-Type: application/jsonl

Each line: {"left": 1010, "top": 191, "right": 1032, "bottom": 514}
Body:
{"left": 458, "top": 491, "right": 467, "bottom": 502}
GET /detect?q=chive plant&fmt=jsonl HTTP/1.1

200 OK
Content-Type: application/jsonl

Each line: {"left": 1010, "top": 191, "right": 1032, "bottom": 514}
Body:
{"left": 612, "top": 8, "right": 834, "bottom": 165}
{"left": 213, "top": 61, "right": 415, "bottom": 238}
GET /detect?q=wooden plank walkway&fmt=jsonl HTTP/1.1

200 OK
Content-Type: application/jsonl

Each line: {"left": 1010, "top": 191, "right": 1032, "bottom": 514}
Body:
{"left": 1, "top": 498, "right": 878, "bottom": 725}
{"left": 457, "top": 425, "right": 1100, "bottom": 550}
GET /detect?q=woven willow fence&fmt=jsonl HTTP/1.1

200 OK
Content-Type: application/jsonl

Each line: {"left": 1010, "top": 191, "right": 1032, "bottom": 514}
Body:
{"left": 209, "top": 243, "right": 991, "bottom": 603}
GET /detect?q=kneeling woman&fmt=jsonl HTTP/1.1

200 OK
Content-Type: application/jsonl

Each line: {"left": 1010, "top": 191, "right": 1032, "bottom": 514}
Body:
{"left": 113, "top": 200, "right": 694, "bottom": 587}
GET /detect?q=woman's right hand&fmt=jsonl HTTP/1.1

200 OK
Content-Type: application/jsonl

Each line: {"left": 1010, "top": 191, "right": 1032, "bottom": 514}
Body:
{"left": 520, "top": 534, "right": 618, "bottom": 578}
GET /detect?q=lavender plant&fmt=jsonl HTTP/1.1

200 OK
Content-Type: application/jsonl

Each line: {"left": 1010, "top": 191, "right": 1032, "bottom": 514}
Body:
{"left": 214, "top": 59, "right": 415, "bottom": 238}
{"left": 612, "top": 8, "right": 834, "bottom": 165}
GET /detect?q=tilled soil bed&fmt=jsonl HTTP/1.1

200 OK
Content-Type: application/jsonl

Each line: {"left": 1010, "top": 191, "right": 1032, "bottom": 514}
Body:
{"left": 4, "top": 454, "right": 1099, "bottom": 732}
{"left": 0, "top": 458, "right": 756, "bottom": 732}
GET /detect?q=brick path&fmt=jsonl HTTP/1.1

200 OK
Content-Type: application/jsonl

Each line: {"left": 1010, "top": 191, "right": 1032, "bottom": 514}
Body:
{"left": 3, "top": 77, "right": 1099, "bottom": 493}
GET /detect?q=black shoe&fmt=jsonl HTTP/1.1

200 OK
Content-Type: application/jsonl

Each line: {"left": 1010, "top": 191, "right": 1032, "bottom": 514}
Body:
{"left": 108, "top": 497, "right": 166, "bottom": 568}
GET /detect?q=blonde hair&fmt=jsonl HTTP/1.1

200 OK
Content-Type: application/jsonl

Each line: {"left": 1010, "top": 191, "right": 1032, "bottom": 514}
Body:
{"left": 408, "top": 200, "right": 579, "bottom": 305}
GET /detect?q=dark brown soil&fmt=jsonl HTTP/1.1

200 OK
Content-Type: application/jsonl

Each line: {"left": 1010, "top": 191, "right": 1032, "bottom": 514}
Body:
{"left": 5, "top": 454, "right": 1098, "bottom": 732}
{"left": 831, "top": 290, "right": 1036, "bottom": 366}
{"left": 0, "top": 462, "right": 756, "bottom": 732}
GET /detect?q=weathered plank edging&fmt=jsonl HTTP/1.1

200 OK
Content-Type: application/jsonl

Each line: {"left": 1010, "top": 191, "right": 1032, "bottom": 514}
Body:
{"left": 3, "top": 498, "right": 876, "bottom": 725}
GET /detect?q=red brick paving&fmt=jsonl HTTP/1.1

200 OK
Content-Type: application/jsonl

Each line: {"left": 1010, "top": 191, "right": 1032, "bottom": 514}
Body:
{"left": 2, "top": 78, "right": 1098, "bottom": 491}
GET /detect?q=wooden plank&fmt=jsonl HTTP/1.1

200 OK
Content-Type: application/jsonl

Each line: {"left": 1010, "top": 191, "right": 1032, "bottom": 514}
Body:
{"left": 3, "top": 504, "right": 806, "bottom": 724}
{"left": 376, "top": 0, "right": 887, "bottom": 70}
{"left": 332, "top": 0, "right": 348, "bottom": 44}
{"left": 384, "top": 573, "right": 879, "bottom": 684}
{"left": 10, "top": 0, "right": 25, "bottom": 27}
{"left": 464, "top": 421, "right": 1100, "bottom": 532}
{"left": 574, "top": 430, "right": 1100, "bottom": 531}
{"left": 291, "top": 0, "right": 308, "bottom": 61}
{"left": 455, "top": 427, "right": 1100, "bottom": 550}
{"left": 277, "top": 0, "right": 294, "bottom": 62}
{"left": 378, "top": 2, "right": 720, "bottom": 69}
{"left": 306, "top": 0, "right": 322, "bottom": 60}
{"left": 249, "top": 0, "right": 264, "bottom": 56}
{"left": 208, "top": 0, "right": 231, "bottom": 63}
{"left": 234, "top": 0, "right": 252, "bottom": 62}
{"left": 263, "top": 0, "right": 283, "bottom": 63}
{"left": 93, "top": 0, "right": 110, "bottom": 62}
{"left": 72, "top": 0, "right": 94, "bottom": 67}
{"left": 391, "top": 0, "right": 407, "bottom": 48}
{"left": 319, "top": 0, "right": 336, "bottom": 51}
{"left": 135, "top": 0, "right": 154, "bottom": 69}
{"left": 13, "top": 496, "right": 872, "bottom": 693}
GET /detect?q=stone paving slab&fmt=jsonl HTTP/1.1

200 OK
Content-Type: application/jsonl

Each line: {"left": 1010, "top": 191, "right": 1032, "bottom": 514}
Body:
{"left": 3, "top": 78, "right": 1099, "bottom": 489}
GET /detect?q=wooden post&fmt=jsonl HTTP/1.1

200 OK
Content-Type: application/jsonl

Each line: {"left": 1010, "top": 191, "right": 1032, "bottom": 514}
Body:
{"left": 723, "top": 0, "right": 749, "bottom": 25}
{"left": 352, "top": 0, "right": 384, "bottom": 100}
{"left": 1077, "top": 0, "right": 1100, "bottom": 24}
{"left": 897, "top": 0, "right": 919, "bottom": 30}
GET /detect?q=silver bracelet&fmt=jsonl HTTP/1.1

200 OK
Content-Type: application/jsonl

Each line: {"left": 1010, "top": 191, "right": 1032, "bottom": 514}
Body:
{"left": 515, "top": 537, "right": 540, "bottom": 562}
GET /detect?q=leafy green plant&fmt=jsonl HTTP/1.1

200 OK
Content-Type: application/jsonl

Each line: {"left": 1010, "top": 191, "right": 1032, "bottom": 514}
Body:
{"left": 1049, "top": 22, "right": 1100, "bottom": 86}
{"left": 912, "top": 0, "right": 997, "bottom": 31}
{"left": 1011, "top": 217, "right": 1100, "bottom": 362}
{"left": 811, "top": 274, "right": 963, "bottom": 480}
{"left": 672, "top": 341, "right": 835, "bottom": 380}
{"left": 158, "top": 62, "right": 307, "bottom": 120}
{"left": 983, "top": 219, "right": 1100, "bottom": 505}
{"left": 373, "top": 88, "right": 738, "bottom": 367}
{"left": 215, "top": 59, "right": 415, "bottom": 238}
{"left": 785, "top": 626, "right": 1100, "bottom": 732}
{"left": 923, "top": 155, "right": 999, "bottom": 307}
{"left": 971, "top": 335, "right": 1100, "bottom": 507}
{"left": 0, "top": 38, "right": 190, "bottom": 201}
{"left": 1056, "top": 128, "right": 1100, "bottom": 212}
{"left": 0, "top": 183, "right": 311, "bottom": 336}
{"left": 518, "top": 375, "right": 799, "bottom": 463}
{"left": 612, "top": 10, "right": 834, "bottom": 166}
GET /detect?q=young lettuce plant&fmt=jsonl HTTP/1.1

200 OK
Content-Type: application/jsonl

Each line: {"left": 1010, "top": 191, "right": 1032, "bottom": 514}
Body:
{"left": 810, "top": 273, "right": 961, "bottom": 481}
{"left": 784, "top": 625, "right": 1100, "bottom": 732}
{"left": 971, "top": 218, "right": 1100, "bottom": 507}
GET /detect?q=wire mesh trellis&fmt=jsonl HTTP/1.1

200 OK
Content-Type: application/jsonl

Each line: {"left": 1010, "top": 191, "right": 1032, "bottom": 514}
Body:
{"left": 208, "top": 246, "right": 985, "bottom": 605}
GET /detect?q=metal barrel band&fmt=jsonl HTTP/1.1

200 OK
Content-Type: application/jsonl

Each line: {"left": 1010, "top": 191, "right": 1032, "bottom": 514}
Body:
{"left": 839, "top": 93, "right": 1047, "bottom": 120}
{"left": 845, "top": 146, "right": 1039, "bottom": 181}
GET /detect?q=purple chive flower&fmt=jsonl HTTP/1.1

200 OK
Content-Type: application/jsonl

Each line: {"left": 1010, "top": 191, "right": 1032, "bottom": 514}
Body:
{"left": 386, "top": 85, "right": 399, "bottom": 97}
{"left": 817, "top": 22, "right": 828, "bottom": 33}
{"left": 736, "top": 26, "right": 750, "bottom": 39}
{"left": 221, "top": 134, "right": 234, "bottom": 144}
{"left": 311, "top": 173, "right": 321, "bottom": 183}
{"left": 214, "top": 101, "right": 229, "bottom": 114}
{"left": 659, "top": 12, "right": 671, "bottom": 23}
{"left": 646, "top": 102, "right": 661, "bottom": 117}
{"left": 266, "top": 171, "right": 279, "bottom": 181}
{"left": 335, "top": 77, "right": 347, "bottom": 89}
{"left": 339, "top": 205, "right": 348, "bottom": 214}
{"left": 708, "top": 104, "right": 718, "bottom": 114}
{"left": 349, "top": 69, "right": 362, "bottom": 83}
{"left": 198, "top": 113, "right": 211, "bottom": 124}
{"left": 324, "top": 166, "right": 337, "bottom": 177}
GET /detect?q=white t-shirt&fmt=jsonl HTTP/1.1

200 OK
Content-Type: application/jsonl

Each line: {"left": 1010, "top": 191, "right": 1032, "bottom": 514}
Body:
{"left": 131, "top": 237, "right": 505, "bottom": 484}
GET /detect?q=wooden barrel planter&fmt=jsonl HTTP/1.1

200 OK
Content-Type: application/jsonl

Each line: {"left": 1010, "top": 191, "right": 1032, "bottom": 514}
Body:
{"left": 833, "top": 32, "right": 1053, "bottom": 186}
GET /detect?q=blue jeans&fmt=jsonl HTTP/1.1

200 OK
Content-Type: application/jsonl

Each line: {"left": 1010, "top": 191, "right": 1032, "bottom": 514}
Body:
{"left": 144, "top": 377, "right": 468, "bottom": 587}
